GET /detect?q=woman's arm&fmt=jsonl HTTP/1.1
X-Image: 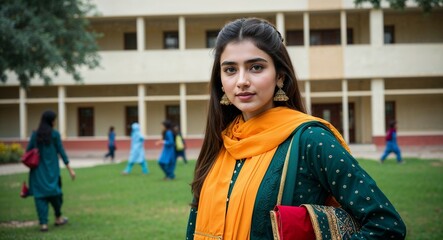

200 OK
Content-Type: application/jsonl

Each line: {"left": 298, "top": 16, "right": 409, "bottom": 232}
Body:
{"left": 53, "top": 130, "right": 70, "bottom": 165}
{"left": 26, "top": 132, "right": 36, "bottom": 151}
{"left": 303, "top": 126, "right": 406, "bottom": 239}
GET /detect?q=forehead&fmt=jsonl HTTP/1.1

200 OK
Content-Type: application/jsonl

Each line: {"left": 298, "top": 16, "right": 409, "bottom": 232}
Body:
{"left": 220, "top": 40, "right": 273, "bottom": 63}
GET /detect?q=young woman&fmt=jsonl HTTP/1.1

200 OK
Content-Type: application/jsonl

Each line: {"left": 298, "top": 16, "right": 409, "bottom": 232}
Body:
{"left": 26, "top": 110, "right": 76, "bottom": 232}
{"left": 104, "top": 126, "right": 116, "bottom": 162}
{"left": 186, "top": 18, "right": 406, "bottom": 239}
{"left": 381, "top": 120, "right": 403, "bottom": 163}
{"left": 122, "top": 122, "right": 149, "bottom": 174}
{"left": 156, "top": 120, "right": 176, "bottom": 180}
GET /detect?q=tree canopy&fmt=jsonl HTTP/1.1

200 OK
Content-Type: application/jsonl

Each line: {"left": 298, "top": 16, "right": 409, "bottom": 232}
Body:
{"left": 355, "top": 0, "right": 443, "bottom": 12}
{"left": 0, "top": 0, "right": 101, "bottom": 88}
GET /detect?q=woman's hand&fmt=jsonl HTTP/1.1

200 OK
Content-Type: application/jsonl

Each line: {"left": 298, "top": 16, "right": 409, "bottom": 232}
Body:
{"left": 155, "top": 140, "right": 164, "bottom": 146}
{"left": 69, "top": 168, "right": 76, "bottom": 180}
{"left": 66, "top": 164, "right": 76, "bottom": 181}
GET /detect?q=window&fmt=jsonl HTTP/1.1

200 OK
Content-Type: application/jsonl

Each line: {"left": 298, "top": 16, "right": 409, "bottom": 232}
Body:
{"left": 164, "top": 31, "right": 179, "bottom": 49}
{"left": 78, "top": 107, "right": 94, "bottom": 136}
{"left": 124, "top": 32, "right": 137, "bottom": 50}
{"left": 166, "top": 105, "right": 180, "bottom": 127}
{"left": 309, "top": 28, "right": 354, "bottom": 45}
{"left": 347, "top": 28, "right": 354, "bottom": 45}
{"left": 125, "top": 106, "right": 138, "bottom": 136}
{"left": 384, "top": 25, "right": 395, "bottom": 44}
{"left": 206, "top": 30, "right": 219, "bottom": 48}
{"left": 286, "top": 30, "right": 304, "bottom": 46}
{"left": 310, "top": 29, "right": 341, "bottom": 45}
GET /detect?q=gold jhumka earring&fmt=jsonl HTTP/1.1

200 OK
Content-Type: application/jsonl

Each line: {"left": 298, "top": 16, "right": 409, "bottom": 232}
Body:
{"left": 220, "top": 87, "right": 232, "bottom": 105}
{"left": 273, "top": 80, "right": 289, "bottom": 102}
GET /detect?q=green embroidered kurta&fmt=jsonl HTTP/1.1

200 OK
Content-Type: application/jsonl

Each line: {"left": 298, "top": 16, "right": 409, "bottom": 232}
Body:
{"left": 27, "top": 130, "right": 69, "bottom": 198}
{"left": 187, "top": 125, "right": 406, "bottom": 239}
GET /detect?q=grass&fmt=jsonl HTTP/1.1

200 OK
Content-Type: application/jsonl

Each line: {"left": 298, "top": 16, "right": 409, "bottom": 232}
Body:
{"left": 0, "top": 158, "right": 442, "bottom": 239}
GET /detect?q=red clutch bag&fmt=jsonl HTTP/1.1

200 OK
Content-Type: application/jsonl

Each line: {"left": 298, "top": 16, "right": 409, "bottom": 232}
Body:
{"left": 21, "top": 148, "right": 40, "bottom": 169}
{"left": 270, "top": 205, "right": 315, "bottom": 240}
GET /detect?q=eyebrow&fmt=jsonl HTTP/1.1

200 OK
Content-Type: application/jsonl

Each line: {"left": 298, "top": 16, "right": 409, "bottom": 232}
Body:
{"left": 221, "top": 57, "right": 268, "bottom": 66}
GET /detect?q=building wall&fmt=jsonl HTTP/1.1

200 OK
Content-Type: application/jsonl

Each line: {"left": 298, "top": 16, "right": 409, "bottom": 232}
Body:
{"left": 1, "top": 3, "right": 442, "bottom": 148}
{"left": 187, "top": 101, "right": 208, "bottom": 137}
{"left": 27, "top": 104, "right": 58, "bottom": 135}
{"left": 146, "top": 101, "right": 176, "bottom": 137}
{"left": 93, "top": 20, "right": 135, "bottom": 51}
{"left": 393, "top": 94, "right": 443, "bottom": 133}
{"left": 347, "top": 11, "right": 370, "bottom": 44}
{"left": 384, "top": 11, "right": 443, "bottom": 43}
{"left": 0, "top": 105, "right": 19, "bottom": 138}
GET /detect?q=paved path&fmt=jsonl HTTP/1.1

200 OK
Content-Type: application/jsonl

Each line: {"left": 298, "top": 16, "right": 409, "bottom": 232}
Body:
{"left": 1, "top": 145, "right": 442, "bottom": 176}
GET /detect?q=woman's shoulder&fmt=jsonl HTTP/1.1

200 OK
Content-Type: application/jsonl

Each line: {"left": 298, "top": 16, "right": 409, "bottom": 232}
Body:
{"left": 299, "top": 125, "right": 337, "bottom": 143}
{"left": 51, "top": 129, "right": 61, "bottom": 138}
{"left": 167, "top": 129, "right": 174, "bottom": 135}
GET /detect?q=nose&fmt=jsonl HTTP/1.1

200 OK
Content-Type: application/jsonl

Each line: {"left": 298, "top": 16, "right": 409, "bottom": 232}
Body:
{"left": 236, "top": 70, "right": 250, "bottom": 88}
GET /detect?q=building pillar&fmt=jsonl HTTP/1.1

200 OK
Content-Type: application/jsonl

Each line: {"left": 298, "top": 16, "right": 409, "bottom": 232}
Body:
{"left": 371, "top": 79, "right": 385, "bottom": 137}
{"left": 342, "top": 79, "right": 349, "bottom": 143}
{"left": 340, "top": 11, "right": 347, "bottom": 46}
{"left": 276, "top": 13, "right": 285, "bottom": 44}
{"left": 138, "top": 84, "right": 146, "bottom": 136}
{"left": 304, "top": 80, "right": 312, "bottom": 114}
{"left": 303, "top": 12, "right": 310, "bottom": 47}
{"left": 179, "top": 83, "right": 187, "bottom": 136}
{"left": 136, "top": 17, "right": 145, "bottom": 51}
{"left": 58, "top": 86, "right": 67, "bottom": 139}
{"left": 303, "top": 12, "right": 311, "bottom": 115}
{"left": 370, "top": 9, "right": 384, "bottom": 46}
{"left": 19, "top": 88, "right": 27, "bottom": 139}
{"left": 179, "top": 16, "right": 186, "bottom": 50}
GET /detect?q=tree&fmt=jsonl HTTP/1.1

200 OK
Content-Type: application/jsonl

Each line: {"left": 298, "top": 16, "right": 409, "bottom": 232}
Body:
{"left": 355, "top": 0, "right": 443, "bottom": 12}
{"left": 0, "top": 0, "right": 101, "bottom": 88}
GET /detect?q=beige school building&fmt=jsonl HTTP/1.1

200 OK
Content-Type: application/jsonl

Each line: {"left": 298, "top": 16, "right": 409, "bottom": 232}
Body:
{"left": 1, "top": 0, "right": 443, "bottom": 151}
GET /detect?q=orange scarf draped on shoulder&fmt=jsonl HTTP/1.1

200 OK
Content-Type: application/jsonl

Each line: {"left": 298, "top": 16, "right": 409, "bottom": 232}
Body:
{"left": 194, "top": 107, "right": 349, "bottom": 240}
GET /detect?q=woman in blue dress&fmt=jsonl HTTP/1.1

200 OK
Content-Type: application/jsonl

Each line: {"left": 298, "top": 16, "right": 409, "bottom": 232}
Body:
{"left": 381, "top": 120, "right": 403, "bottom": 163}
{"left": 156, "top": 120, "right": 176, "bottom": 180}
{"left": 122, "top": 122, "right": 149, "bottom": 174}
{"left": 104, "top": 126, "right": 116, "bottom": 162}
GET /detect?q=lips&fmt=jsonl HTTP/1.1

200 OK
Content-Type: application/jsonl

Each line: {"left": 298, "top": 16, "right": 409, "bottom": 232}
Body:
{"left": 235, "top": 92, "right": 255, "bottom": 101}
{"left": 236, "top": 92, "right": 254, "bottom": 96}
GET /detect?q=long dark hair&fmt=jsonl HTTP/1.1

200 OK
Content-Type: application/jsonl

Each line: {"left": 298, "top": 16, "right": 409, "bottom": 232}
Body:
{"left": 36, "top": 110, "right": 57, "bottom": 145}
{"left": 161, "top": 120, "right": 174, "bottom": 140}
{"left": 191, "top": 18, "right": 306, "bottom": 206}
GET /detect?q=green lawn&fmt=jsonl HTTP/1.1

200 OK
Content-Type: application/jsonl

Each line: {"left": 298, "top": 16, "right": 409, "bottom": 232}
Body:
{"left": 0, "top": 158, "right": 442, "bottom": 240}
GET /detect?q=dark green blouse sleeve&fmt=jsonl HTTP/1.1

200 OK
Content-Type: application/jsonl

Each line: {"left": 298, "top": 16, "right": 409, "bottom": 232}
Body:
{"left": 299, "top": 126, "right": 406, "bottom": 239}
{"left": 53, "top": 130, "right": 69, "bottom": 165}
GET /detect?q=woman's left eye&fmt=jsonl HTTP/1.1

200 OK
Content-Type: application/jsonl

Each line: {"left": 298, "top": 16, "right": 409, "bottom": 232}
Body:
{"left": 250, "top": 65, "right": 263, "bottom": 72}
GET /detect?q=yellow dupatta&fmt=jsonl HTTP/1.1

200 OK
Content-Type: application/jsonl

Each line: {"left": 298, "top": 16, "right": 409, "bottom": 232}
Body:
{"left": 194, "top": 107, "right": 349, "bottom": 240}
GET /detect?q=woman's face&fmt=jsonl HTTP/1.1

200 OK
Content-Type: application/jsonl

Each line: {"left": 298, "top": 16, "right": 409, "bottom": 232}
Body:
{"left": 220, "top": 40, "right": 280, "bottom": 121}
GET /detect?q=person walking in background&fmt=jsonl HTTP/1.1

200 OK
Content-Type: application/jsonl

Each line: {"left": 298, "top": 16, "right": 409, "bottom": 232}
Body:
{"left": 156, "top": 120, "right": 176, "bottom": 180}
{"left": 381, "top": 120, "right": 404, "bottom": 164}
{"left": 186, "top": 18, "right": 406, "bottom": 239}
{"left": 26, "top": 110, "right": 76, "bottom": 232}
{"left": 104, "top": 126, "right": 116, "bottom": 162}
{"left": 122, "top": 123, "right": 149, "bottom": 175}
{"left": 173, "top": 124, "right": 187, "bottom": 164}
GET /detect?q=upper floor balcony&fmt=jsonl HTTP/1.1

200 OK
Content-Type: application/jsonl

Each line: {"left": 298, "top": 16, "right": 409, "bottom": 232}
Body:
{"left": 4, "top": 8, "right": 443, "bottom": 85}
{"left": 5, "top": 44, "right": 442, "bottom": 86}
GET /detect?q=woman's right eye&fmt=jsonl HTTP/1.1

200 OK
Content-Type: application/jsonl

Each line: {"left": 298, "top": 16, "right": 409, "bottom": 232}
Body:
{"left": 223, "top": 67, "right": 236, "bottom": 74}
